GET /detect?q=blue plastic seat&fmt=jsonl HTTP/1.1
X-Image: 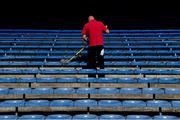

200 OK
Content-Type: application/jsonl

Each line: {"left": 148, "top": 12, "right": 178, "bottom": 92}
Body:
{"left": 10, "top": 88, "right": 31, "bottom": 94}
{"left": 0, "top": 115, "right": 17, "bottom": 120}
{"left": 98, "top": 88, "right": 119, "bottom": 94}
{"left": 76, "top": 88, "right": 97, "bottom": 94}
{"left": 159, "top": 78, "right": 179, "bottom": 84}
{"left": 18, "top": 78, "right": 36, "bottom": 82}
{"left": 22, "top": 69, "right": 39, "bottom": 74}
{"left": 154, "top": 115, "right": 178, "bottom": 120}
{"left": 25, "top": 100, "right": 49, "bottom": 107}
{"left": 120, "top": 88, "right": 142, "bottom": 94}
{"left": 126, "top": 115, "right": 152, "bottom": 120}
{"left": 18, "top": 115, "right": 45, "bottom": 120}
{"left": 37, "top": 78, "right": 56, "bottom": 82}
{"left": 98, "top": 100, "right": 121, "bottom": 107}
{"left": 77, "top": 78, "right": 97, "bottom": 82}
{"left": 31, "top": 88, "right": 53, "bottom": 94}
{"left": 78, "top": 69, "right": 96, "bottom": 74}
{"left": 142, "top": 88, "right": 164, "bottom": 94}
{"left": 135, "top": 69, "right": 153, "bottom": 75}
{"left": 99, "top": 114, "right": 125, "bottom": 120}
{"left": 117, "top": 78, "right": 137, "bottom": 83}
{"left": 138, "top": 78, "right": 158, "bottom": 83}
{"left": 50, "top": 100, "right": 73, "bottom": 107}
{"left": 46, "top": 114, "right": 72, "bottom": 120}
{"left": 0, "top": 88, "right": 9, "bottom": 94}
{"left": 54, "top": 88, "right": 75, "bottom": 94}
{"left": 0, "top": 100, "right": 25, "bottom": 107}
{"left": 147, "top": 100, "right": 171, "bottom": 108}
{"left": 165, "top": 88, "right": 180, "bottom": 94}
{"left": 73, "top": 114, "right": 98, "bottom": 120}
{"left": 56, "top": 78, "right": 76, "bottom": 82}
{"left": 122, "top": 100, "right": 146, "bottom": 107}
{"left": 0, "top": 78, "right": 16, "bottom": 82}
{"left": 171, "top": 101, "right": 180, "bottom": 108}
{"left": 97, "top": 78, "right": 117, "bottom": 83}
{"left": 74, "top": 100, "right": 97, "bottom": 107}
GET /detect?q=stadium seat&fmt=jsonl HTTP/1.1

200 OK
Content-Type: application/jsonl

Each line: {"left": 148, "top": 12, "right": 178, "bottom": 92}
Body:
{"left": 0, "top": 78, "right": 16, "bottom": 82}
{"left": 159, "top": 78, "right": 180, "bottom": 84}
{"left": 153, "top": 115, "right": 179, "bottom": 120}
{"left": 126, "top": 115, "right": 152, "bottom": 120}
{"left": 97, "top": 78, "right": 117, "bottom": 83}
{"left": 25, "top": 100, "right": 49, "bottom": 107}
{"left": 54, "top": 88, "right": 75, "bottom": 94}
{"left": 18, "top": 115, "right": 45, "bottom": 120}
{"left": 18, "top": 78, "right": 36, "bottom": 82}
{"left": 31, "top": 88, "right": 53, "bottom": 94}
{"left": 37, "top": 78, "right": 56, "bottom": 82}
{"left": 138, "top": 78, "right": 158, "bottom": 83}
{"left": 56, "top": 78, "right": 76, "bottom": 82}
{"left": 0, "top": 115, "right": 17, "bottom": 120}
{"left": 78, "top": 69, "right": 96, "bottom": 74}
{"left": 98, "top": 88, "right": 120, "bottom": 94}
{"left": 0, "top": 100, "right": 25, "bottom": 107}
{"left": 10, "top": 88, "right": 31, "bottom": 94}
{"left": 142, "top": 88, "right": 164, "bottom": 94}
{"left": 77, "top": 78, "right": 97, "bottom": 82}
{"left": 46, "top": 114, "right": 72, "bottom": 120}
{"left": 0, "top": 88, "right": 9, "bottom": 94}
{"left": 76, "top": 88, "right": 97, "bottom": 94}
{"left": 73, "top": 114, "right": 98, "bottom": 120}
{"left": 122, "top": 100, "right": 146, "bottom": 107}
{"left": 50, "top": 100, "right": 73, "bottom": 107}
{"left": 117, "top": 78, "right": 137, "bottom": 83}
{"left": 99, "top": 114, "right": 125, "bottom": 120}
{"left": 98, "top": 100, "right": 121, "bottom": 107}
{"left": 74, "top": 100, "right": 97, "bottom": 107}
{"left": 147, "top": 100, "right": 171, "bottom": 108}
{"left": 120, "top": 88, "right": 142, "bottom": 94}
{"left": 165, "top": 88, "right": 180, "bottom": 94}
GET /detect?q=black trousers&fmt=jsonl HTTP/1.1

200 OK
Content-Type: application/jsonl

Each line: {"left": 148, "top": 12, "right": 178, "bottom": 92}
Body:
{"left": 87, "top": 45, "right": 105, "bottom": 78}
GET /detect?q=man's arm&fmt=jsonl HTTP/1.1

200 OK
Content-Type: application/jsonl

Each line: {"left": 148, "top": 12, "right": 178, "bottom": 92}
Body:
{"left": 102, "top": 23, "right": 110, "bottom": 34}
{"left": 82, "top": 24, "right": 88, "bottom": 41}
{"left": 105, "top": 26, "right": 110, "bottom": 34}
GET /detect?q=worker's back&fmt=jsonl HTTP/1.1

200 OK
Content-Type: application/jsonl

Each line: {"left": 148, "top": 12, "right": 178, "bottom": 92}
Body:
{"left": 82, "top": 19, "right": 107, "bottom": 47}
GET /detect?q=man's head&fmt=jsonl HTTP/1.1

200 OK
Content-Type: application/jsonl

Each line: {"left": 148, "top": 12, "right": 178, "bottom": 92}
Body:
{"left": 88, "top": 16, "right": 95, "bottom": 22}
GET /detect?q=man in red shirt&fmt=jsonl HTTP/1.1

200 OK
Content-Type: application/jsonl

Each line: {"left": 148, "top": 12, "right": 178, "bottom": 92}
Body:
{"left": 82, "top": 16, "right": 109, "bottom": 78}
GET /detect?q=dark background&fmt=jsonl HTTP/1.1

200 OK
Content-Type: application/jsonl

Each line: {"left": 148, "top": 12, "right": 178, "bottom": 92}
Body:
{"left": 0, "top": 0, "right": 180, "bottom": 29}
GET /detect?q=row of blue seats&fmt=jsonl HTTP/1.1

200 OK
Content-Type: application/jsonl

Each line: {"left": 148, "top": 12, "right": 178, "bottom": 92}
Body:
{"left": 0, "top": 56, "right": 179, "bottom": 60}
{"left": 0, "top": 45, "right": 179, "bottom": 49}
{"left": 1, "top": 50, "right": 178, "bottom": 54}
{"left": 1, "top": 62, "right": 180, "bottom": 67}
{"left": 1, "top": 34, "right": 180, "bottom": 39}
{"left": 0, "top": 69, "right": 180, "bottom": 75}
{"left": 0, "top": 61, "right": 179, "bottom": 67}
{"left": 0, "top": 77, "right": 179, "bottom": 83}
{"left": 1, "top": 40, "right": 179, "bottom": 45}
{"left": 0, "top": 114, "right": 178, "bottom": 120}
{"left": 0, "top": 99, "right": 180, "bottom": 108}
{"left": 0, "top": 88, "right": 180, "bottom": 94}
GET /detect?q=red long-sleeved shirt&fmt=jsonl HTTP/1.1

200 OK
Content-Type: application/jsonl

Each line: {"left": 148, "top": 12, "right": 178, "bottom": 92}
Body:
{"left": 82, "top": 19, "right": 107, "bottom": 47}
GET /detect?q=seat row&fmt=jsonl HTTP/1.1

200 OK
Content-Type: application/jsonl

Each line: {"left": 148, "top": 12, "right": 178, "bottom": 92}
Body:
{"left": 0, "top": 45, "right": 179, "bottom": 49}
{"left": 1, "top": 62, "right": 180, "bottom": 67}
{"left": 0, "top": 77, "right": 179, "bottom": 83}
{"left": 0, "top": 88, "right": 180, "bottom": 94}
{"left": 1, "top": 99, "right": 180, "bottom": 108}
{"left": 0, "top": 69, "right": 180, "bottom": 75}
{"left": 0, "top": 114, "right": 179, "bottom": 120}
{"left": 1, "top": 50, "right": 179, "bottom": 54}
{"left": 1, "top": 55, "right": 179, "bottom": 61}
